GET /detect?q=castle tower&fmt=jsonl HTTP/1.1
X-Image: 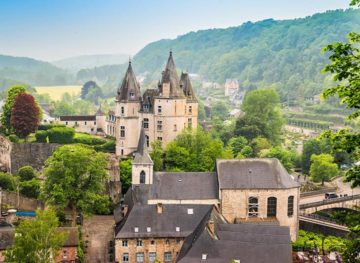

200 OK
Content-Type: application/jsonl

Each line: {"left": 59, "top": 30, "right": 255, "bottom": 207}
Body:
{"left": 115, "top": 61, "right": 141, "bottom": 156}
{"left": 180, "top": 72, "right": 198, "bottom": 129}
{"left": 132, "top": 128, "right": 154, "bottom": 185}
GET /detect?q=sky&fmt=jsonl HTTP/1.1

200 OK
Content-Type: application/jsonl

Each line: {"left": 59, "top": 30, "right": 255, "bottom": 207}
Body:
{"left": 0, "top": 0, "right": 351, "bottom": 61}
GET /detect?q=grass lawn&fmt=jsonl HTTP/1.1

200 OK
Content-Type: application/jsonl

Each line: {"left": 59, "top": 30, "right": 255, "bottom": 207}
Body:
{"left": 35, "top": 85, "right": 82, "bottom": 101}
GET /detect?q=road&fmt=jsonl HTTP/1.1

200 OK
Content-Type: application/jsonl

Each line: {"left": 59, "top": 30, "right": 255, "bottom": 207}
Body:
{"left": 300, "top": 176, "right": 360, "bottom": 205}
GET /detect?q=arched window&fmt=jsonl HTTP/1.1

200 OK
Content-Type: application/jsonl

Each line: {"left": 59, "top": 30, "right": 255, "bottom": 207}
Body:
{"left": 145, "top": 135, "right": 150, "bottom": 147}
{"left": 248, "top": 197, "right": 258, "bottom": 217}
{"left": 140, "top": 171, "right": 146, "bottom": 184}
{"left": 267, "top": 197, "right": 277, "bottom": 217}
{"left": 288, "top": 196, "right": 294, "bottom": 216}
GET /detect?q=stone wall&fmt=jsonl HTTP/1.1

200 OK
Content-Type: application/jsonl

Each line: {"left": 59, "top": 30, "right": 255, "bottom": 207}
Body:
{"left": 1, "top": 190, "right": 43, "bottom": 211}
{"left": 0, "top": 135, "right": 59, "bottom": 174}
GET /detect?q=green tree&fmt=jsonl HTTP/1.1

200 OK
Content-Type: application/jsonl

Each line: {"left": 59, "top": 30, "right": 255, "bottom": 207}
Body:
{"left": 301, "top": 138, "right": 322, "bottom": 175}
{"left": 211, "top": 101, "right": 228, "bottom": 120}
{"left": 262, "top": 146, "right": 294, "bottom": 172}
{"left": 120, "top": 159, "right": 132, "bottom": 193}
{"left": 17, "top": 166, "right": 37, "bottom": 181}
{"left": 1, "top": 85, "right": 26, "bottom": 133}
{"left": 310, "top": 154, "right": 339, "bottom": 185}
{"left": 251, "top": 137, "right": 271, "bottom": 156}
{"left": 227, "top": 136, "right": 248, "bottom": 157}
{"left": 43, "top": 145, "right": 109, "bottom": 226}
{"left": 0, "top": 172, "right": 18, "bottom": 191}
{"left": 20, "top": 179, "right": 41, "bottom": 199}
{"left": 165, "top": 143, "right": 190, "bottom": 172}
{"left": 238, "top": 145, "right": 254, "bottom": 158}
{"left": 150, "top": 140, "right": 164, "bottom": 171}
{"left": 5, "top": 209, "right": 67, "bottom": 263}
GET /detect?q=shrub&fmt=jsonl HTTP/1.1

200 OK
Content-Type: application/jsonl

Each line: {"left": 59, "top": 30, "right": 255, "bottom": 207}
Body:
{"left": 8, "top": 134, "right": 19, "bottom": 143}
{"left": 73, "top": 133, "right": 107, "bottom": 145}
{"left": 35, "top": 130, "right": 48, "bottom": 142}
{"left": 94, "top": 140, "right": 116, "bottom": 153}
{"left": 47, "top": 127, "right": 75, "bottom": 144}
{"left": 0, "top": 172, "right": 17, "bottom": 191}
{"left": 19, "top": 179, "right": 40, "bottom": 199}
{"left": 38, "top": 123, "right": 66, "bottom": 131}
{"left": 17, "top": 166, "right": 37, "bottom": 181}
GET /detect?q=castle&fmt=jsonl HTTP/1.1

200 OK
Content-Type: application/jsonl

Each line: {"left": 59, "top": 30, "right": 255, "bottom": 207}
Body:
{"left": 112, "top": 52, "right": 198, "bottom": 157}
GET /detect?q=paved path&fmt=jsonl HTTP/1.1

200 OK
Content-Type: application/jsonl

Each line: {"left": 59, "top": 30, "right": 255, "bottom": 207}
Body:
{"left": 83, "top": 215, "right": 114, "bottom": 263}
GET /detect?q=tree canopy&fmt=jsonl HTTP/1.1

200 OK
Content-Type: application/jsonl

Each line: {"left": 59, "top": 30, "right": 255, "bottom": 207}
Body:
{"left": 310, "top": 154, "right": 339, "bottom": 185}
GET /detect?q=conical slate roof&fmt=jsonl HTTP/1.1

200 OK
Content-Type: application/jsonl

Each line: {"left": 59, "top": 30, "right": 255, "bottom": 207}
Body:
{"left": 180, "top": 72, "right": 197, "bottom": 101}
{"left": 133, "top": 128, "right": 153, "bottom": 164}
{"left": 161, "top": 51, "right": 185, "bottom": 98}
{"left": 117, "top": 61, "right": 141, "bottom": 102}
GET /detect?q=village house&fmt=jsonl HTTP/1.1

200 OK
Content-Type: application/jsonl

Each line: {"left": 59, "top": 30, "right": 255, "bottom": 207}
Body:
{"left": 224, "top": 79, "right": 239, "bottom": 97}
{"left": 113, "top": 131, "right": 300, "bottom": 262}
{"left": 112, "top": 52, "right": 198, "bottom": 157}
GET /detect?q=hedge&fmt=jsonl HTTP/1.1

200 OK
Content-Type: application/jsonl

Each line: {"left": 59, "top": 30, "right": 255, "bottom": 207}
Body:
{"left": 38, "top": 123, "right": 66, "bottom": 131}
{"left": 8, "top": 134, "right": 19, "bottom": 143}
{"left": 73, "top": 133, "right": 107, "bottom": 145}
{"left": 35, "top": 130, "right": 48, "bottom": 142}
{"left": 47, "top": 127, "right": 75, "bottom": 144}
{"left": 95, "top": 140, "right": 116, "bottom": 153}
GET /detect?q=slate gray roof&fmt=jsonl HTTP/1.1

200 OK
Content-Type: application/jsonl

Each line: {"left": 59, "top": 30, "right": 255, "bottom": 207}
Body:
{"left": 133, "top": 128, "right": 153, "bottom": 164}
{"left": 117, "top": 61, "right": 141, "bottom": 102}
{"left": 150, "top": 172, "right": 218, "bottom": 200}
{"left": 160, "top": 52, "right": 185, "bottom": 98}
{"left": 178, "top": 223, "right": 292, "bottom": 263}
{"left": 60, "top": 115, "right": 96, "bottom": 121}
{"left": 115, "top": 204, "right": 212, "bottom": 238}
{"left": 216, "top": 158, "right": 300, "bottom": 189}
{"left": 180, "top": 72, "right": 196, "bottom": 101}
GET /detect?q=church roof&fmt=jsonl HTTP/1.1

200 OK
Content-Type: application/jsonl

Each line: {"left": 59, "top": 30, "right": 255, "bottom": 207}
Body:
{"left": 180, "top": 72, "right": 197, "bottom": 101}
{"left": 160, "top": 51, "right": 185, "bottom": 98}
{"left": 133, "top": 128, "right": 153, "bottom": 164}
{"left": 216, "top": 158, "right": 300, "bottom": 189}
{"left": 117, "top": 61, "right": 141, "bottom": 102}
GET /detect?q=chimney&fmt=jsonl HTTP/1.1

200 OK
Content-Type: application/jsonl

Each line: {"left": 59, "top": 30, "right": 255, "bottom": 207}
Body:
{"left": 123, "top": 205, "right": 128, "bottom": 216}
{"left": 207, "top": 220, "right": 215, "bottom": 235}
{"left": 157, "top": 203, "right": 163, "bottom": 214}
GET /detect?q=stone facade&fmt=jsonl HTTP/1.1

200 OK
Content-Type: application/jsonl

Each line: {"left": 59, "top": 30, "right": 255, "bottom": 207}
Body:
{"left": 115, "top": 238, "right": 184, "bottom": 263}
{"left": 220, "top": 187, "right": 300, "bottom": 241}
{"left": 59, "top": 113, "right": 106, "bottom": 135}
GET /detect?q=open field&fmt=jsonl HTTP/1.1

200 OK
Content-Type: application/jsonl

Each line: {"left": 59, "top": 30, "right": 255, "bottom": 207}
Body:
{"left": 35, "top": 85, "right": 82, "bottom": 101}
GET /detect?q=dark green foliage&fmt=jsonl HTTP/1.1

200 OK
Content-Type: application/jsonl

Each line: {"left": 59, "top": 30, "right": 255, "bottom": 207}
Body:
{"left": 150, "top": 140, "right": 164, "bottom": 171}
{"left": 120, "top": 159, "right": 132, "bottom": 193}
{"left": 227, "top": 136, "right": 248, "bottom": 157}
{"left": 17, "top": 166, "right": 37, "bottom": 181}
{"left": 19, "top": 179, "right": 40, "bottom": 199}
{"left": 35, "top": 130, "right": 48, "bottom": 142}
{"left": 94, "top": 140, "right": 116, "bottom": 153}
{"left": 38, "top": 123, "right": 66, "bottom": 131}
{"left": 0, "top": 172, "right": 17, "bottom": 191}
{"left": 8, "top": 134, "right": 19, "bottom": 143}
{"left": 211, "top": 101, "right": 228, "bottom": 120}
{"left": 73, "top": 133, "right": 107, "bottom": 145}
{"left": 47, "top": 127, "right": 75, "bottom": 144}
{"left": 301, "top": 139, "right": 322, "bottom": 174}
{"left": 262, "top": 146, "right": 294, "bottom": 172}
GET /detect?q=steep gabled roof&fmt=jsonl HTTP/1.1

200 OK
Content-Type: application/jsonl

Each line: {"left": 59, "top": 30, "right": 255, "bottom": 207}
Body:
{"left": 160, "top": 51, "right": 185, "bottom": 98}
{"left": 133, "top": 128, "right": 153, "bottom": 164}
{"left": 117, "top": 61, "right": 141, "bottom": 102}
{"left": 180, "top": 72, "right": 196, "bottom": 101}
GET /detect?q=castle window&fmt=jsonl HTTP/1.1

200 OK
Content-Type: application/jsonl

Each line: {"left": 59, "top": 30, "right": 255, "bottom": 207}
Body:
{"left": 122, "top": 240, "right": 128, "bottom": 247}
{"left": 120, "top": 126, "right": 125, "bottom": 138}
{"left": 65, "top": 121, "right": 68, "bottom": 125}
{"left": 121, "top": 149, "right": 124, "bottom": 155}
{"left": 85, "top": 121, "right": 87, "bottom": 125}
{"left": 188, "top": 118, "right": 192, "bottom": 128}
{"left": 288, "top": 196, "right": 294, "bottom": 217}
{"left": 140, "top": 171, "right": 146, "bottom": 184}
{"left": 145, "top": 135, "right": 150, "bottom": 147}
{"left": 143, "top": 118, "right": 149, "bottom": 129}
{"left": 149, "top": 252, "right": 156, "bottom": 262}
{"left": 164, "top": 252, "right": 172, "bottom": 262}
{"left": 165, "top": 239, "right": 170, "bottom": 245}
{"left": 174, "top": 124, "right": 177, "bottom": 132}
{"left": 248, "top": 197, "right": 258, "bottom": 217}
{"left": 62, "top": 250, "right": 68, "bottom": 259}
{"left": 123, "top": 253, "right": 129, "bottom": 262}
{"left": 189, "top": 106, "right": 192, "bottom": 114}
{"left": 136, "top": 239, "right": 142, "bottom": 247}
{"left": 136, "top": 252, "right": 144, "bottom": 262}
{"left": 158, "top": 105, "right": 162, "bottom": 114}
{"left": 75, "top": 121, "right": 77, "bottom": 125}
{"left": 150, "top": 240, "right": 155, "bottom": 245}
{"left": 267, "top": 197, "right": 277, "bottom": 217}
{"left": 121, "top": 107, "right": 124, "bottom": 114}
{"left": 157, "top": 137, "right": 162, "bottom": 141}
{"left": 94, "top": 121, "right": 96, "bottom": 125}
{"left": 157, "top": 121, "right": 162, "bottom": 131}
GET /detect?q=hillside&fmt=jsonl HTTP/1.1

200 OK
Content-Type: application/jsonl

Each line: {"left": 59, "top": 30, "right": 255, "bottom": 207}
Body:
{"left": 53, "top": 54, "right": 129, "bottom": 72}
{"left": 132, "top": 9, "right": 360, "bottom": 101}
{"left": 0, "top": 55, "right": 72, "bottom": 90}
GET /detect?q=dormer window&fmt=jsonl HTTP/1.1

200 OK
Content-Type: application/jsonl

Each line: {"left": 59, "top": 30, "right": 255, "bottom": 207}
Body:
{"left": 129, "top": 90, "right": 135, "bottom": 98}
{"left": 187, "top": 208, "right": 193, "bottom": 215}
{"left": 147, "top": 227, "right": 151, "bottom": 232}
{"left": 176, "top": 227, "right": 180, "bottom": 232}
{"left": 134, "top": 227, "right": 139, "bottom": 233}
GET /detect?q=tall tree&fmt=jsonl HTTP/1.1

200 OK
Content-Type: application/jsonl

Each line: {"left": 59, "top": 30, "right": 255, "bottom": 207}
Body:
{"left": 1, "top": 85, "right": 26, "bottom": 133}
{"left": 119, "top": 159, "right": 132, "bottom": 193}
{"left": 301, "top": 138, "right": 322, "bottom": 175}
{"left": 150, "top": 140, "right": 164, "bottom": 171}
{"left": 5, "top": 209, "right": 66, "bottom": 263}
{"left": 43, "top": 145, "right": 109, "bottom": 226}
{"left": 310, "top": 154, "right": 339, "bottom": 185}
{"left": 10, "top": 92, "right": 41, "bottom": 138}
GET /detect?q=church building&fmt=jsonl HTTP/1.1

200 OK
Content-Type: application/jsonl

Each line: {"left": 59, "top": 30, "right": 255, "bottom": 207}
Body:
{"left": 111, "top": 52, "right": 198, "bottom": 157}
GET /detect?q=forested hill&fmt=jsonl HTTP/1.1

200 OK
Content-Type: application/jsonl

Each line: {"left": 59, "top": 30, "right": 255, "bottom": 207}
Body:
{"left": 131, "top": 9, "right": 360, "bottom": 100}
{"left": 0, "top": 55, "right": 71, "bottom": 89}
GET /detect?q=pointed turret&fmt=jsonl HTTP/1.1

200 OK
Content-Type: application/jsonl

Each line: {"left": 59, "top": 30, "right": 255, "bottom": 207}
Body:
{"left": 117, "top": 61, "right": 141, "bottom": 102}
{"left": 133, "top": 128, "right": 153, "bottom": 164}
{"left": 160, "top": 51, "right": 185, "bottom": 98}
{"left": 180, "top": 72, "right": 197, "bottom": 101}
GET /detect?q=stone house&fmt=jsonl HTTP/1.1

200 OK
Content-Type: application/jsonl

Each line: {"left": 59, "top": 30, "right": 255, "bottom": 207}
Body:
{"left": 112, "top": 52, "right": 198, "bottom": 157}
{"left": 224, "top": 79, "right": 239, "bottom": 97}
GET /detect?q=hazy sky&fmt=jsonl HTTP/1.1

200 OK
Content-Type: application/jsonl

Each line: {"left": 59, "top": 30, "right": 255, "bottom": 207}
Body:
{"left": 0, "top": 0, "right": 351, "bottom": 61}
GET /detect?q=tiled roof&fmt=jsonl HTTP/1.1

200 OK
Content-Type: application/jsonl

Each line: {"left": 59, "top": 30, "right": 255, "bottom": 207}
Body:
{"left": 160, "top": 51, "right": 185, "bottom": 98}
{"left": 59, "top": 115, "right": 96, "bottom": 121}
{"left": 180, "top": 72, "right": 196, "bottom": 101}
{"left": 216, "top": 158, "right": 300, "bottom": 189}
{"left": 115, "top": 204, "right": 212, "bottom": 238}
